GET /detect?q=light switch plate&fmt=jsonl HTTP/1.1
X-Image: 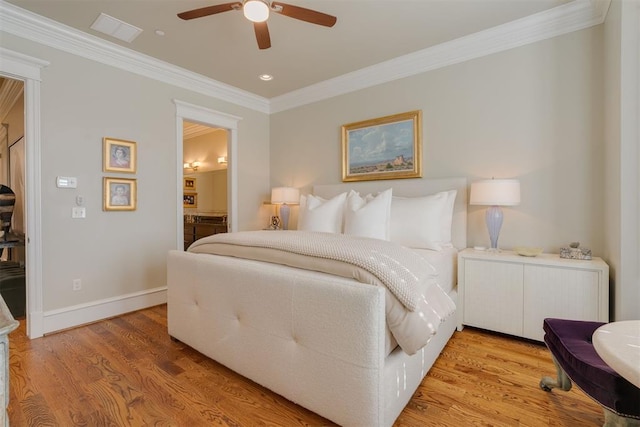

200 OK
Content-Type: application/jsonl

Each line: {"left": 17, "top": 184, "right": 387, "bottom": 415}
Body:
{"left": 72, "top": 207, "right": 86, "bottom": 218}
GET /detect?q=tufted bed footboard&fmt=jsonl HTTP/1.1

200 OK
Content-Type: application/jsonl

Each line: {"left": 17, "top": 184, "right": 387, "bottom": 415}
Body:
{"left": 167, "top": 249, "right": 456, "bottom": 426}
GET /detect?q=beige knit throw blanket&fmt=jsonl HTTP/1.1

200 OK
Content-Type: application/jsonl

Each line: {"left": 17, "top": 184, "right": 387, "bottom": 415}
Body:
{"left": 189, "top": 230, "right": 440, "bottom": 311}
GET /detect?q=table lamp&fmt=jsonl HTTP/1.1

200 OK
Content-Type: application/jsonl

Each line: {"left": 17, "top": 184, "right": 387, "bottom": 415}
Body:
{"left": 469, "top": 178, "right": 520, "bottom": 251}
{"left": 271, "top": 187, "right": 300, "bottom": 230}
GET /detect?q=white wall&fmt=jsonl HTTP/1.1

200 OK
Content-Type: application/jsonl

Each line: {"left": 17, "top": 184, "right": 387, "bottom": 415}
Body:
{"left": 271, "top": 27, "right": 604, "bottom": 254}
{"left": 603, "top": 0, "right": 640, "bottom": 321}
{"left": 0, "top": 33, "right": 270, "bottom": 315}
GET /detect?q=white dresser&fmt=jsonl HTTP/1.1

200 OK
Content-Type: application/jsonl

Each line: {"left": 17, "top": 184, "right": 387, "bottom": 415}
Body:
{"left": 457, "top": 248, "right": 609, "bottom": 341}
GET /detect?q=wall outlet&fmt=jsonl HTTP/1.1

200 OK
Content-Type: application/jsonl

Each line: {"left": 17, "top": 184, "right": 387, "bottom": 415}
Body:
{"left": 73, "top": 278, "right": 82, "bottom": 291}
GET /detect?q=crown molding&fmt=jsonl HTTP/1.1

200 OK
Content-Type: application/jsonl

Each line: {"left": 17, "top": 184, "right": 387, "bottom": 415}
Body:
{"left": 0, "top": 0, "right": 609, "bottom": 115}
{"left": 270, "top": 0, "right": 611, "bottom": 113}
{"left": 0, "top": 1, "right": 270, "bottom": 114}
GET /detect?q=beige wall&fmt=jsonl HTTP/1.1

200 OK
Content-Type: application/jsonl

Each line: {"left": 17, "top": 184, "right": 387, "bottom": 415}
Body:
{"left": 271, "top": 27, "right": 604, "bottom": 254}
{"left": 0, "top": 32, "right": 270, "bottom": 313}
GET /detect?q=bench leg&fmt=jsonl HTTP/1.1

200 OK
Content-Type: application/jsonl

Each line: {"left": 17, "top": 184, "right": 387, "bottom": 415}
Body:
{"left": 540, "top": 355, "right": 572, "bottom": 392}
{"left": 603, "top": 408, "right": 640, "bottom": 427}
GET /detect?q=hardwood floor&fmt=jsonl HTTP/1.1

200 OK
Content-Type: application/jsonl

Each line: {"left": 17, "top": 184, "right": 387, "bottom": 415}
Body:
{"left": 8, "top": 305, "right": 603, "bottom": 426}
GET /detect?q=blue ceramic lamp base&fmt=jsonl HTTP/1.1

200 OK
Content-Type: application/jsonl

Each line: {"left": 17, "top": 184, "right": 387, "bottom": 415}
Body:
{"left": 486, "top": 205, "right": 504, "bottom": 251}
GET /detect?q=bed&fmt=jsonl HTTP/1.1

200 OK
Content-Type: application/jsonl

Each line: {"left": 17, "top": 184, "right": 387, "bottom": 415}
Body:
{"left": 167, "top": 177, "right": 467, "bottom": 426}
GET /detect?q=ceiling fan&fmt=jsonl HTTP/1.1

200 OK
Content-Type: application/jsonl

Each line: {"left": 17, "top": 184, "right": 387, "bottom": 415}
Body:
{"left": 178, "top": 1, "right": 337, "bottom": 50}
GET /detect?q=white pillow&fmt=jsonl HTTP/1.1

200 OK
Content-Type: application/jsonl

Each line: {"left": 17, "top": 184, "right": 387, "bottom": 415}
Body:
{"left": 344, "top": 188, "right": 392, "bottom": 240}
{"left": 297, "top": 192, "right": 347, "bottom": 233}
{"left": 440, "top": 190, "right": 457, "bottom": 246}
{"left": 390, "top": 192, "right": 449, "bottom": 250}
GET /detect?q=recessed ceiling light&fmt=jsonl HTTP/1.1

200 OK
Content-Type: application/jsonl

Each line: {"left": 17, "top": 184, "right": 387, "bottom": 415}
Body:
{"left": 259, "top": 74, "right": 273, "bottom": 81}
{"left": 155, "top": 29, "right": 165, "bottom": 36}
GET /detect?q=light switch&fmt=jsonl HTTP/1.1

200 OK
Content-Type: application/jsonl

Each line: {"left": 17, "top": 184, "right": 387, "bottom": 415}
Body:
{"left": 72, "top": 207, "right": 86, "bottom": 219}
{"left": 57, "top": 176, "right": 78, "bottom": 188}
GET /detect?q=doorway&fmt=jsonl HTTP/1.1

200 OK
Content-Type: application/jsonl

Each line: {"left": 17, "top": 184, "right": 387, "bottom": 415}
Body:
{"left": 0, "top": 77, "right": 26, "bottom": 321}
{"left": 182, "top": 122, "right": 229, "bottom": 249}
{"left": 173, "top": 100, "right": 240, "bottom": 250}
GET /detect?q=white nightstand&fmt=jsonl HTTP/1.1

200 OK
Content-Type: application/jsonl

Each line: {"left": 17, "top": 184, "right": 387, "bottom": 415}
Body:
{"left": 457, "top": 248, "right": 609, "bottom": 341}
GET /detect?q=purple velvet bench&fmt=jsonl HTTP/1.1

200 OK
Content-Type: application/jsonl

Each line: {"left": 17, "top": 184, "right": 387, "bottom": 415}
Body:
{"left": 540, "top": 318, "right": 640, "bottom": 426}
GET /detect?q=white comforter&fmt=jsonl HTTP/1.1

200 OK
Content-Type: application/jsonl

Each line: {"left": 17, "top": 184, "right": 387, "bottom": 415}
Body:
{"left": 189, "top": 231, "right": 455, "bottom": 354}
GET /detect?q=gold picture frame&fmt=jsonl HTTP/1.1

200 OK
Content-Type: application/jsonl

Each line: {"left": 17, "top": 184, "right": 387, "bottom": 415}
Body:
{"left": 183, "top": 192, "right": 198, "bottom": 209}
{"left": 104, "top": 177, "right": 137, "bottom": 211}
{"left": 341, "top": 110, "right": 422, "bottom": 182}
{"left": 183, "top": 177, "right": 196, "bottom": 191}
{"left": 103, "top": 137, "right": 136, "bottom": 173}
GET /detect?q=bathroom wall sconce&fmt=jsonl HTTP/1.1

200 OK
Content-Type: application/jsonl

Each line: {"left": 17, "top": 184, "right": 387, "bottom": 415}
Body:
{"left": 183, "top": 161, "right": 201, "bottom": 171}
{"left": 217, "top": 156, "right": 227, "bottom": 165}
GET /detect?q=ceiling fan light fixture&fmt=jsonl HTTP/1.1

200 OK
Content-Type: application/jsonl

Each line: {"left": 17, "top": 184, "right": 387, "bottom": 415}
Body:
{"left": 243, "top": 0, "right": 269, "bottom": 23}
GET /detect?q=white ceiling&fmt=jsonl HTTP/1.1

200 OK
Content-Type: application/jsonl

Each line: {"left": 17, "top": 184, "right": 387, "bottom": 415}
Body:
{"left": 5, "top": 0, "right": 572, "bottom": 99}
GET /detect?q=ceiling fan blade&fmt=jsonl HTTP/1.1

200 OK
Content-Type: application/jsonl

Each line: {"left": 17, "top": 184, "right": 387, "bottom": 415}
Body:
{"left": 177, "top": 2, "right": 241, "bottom": 20}
{"left": 272, "top": 2, "right": 337, "bottom": 27}
{"left": 254, "top": 22, "right": 271, "bottom": 50}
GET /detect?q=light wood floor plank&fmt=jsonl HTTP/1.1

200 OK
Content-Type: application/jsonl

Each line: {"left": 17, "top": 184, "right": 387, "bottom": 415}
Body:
{"left": 8, "top": 305, "right": 603, "bottom": 426}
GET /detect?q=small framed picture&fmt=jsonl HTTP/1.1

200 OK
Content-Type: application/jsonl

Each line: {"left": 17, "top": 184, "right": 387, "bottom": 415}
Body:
{"left": 183, "top": 177, "right": 196, "bottom": 191}
{"left": 104, "top": 177, "right": 137, "bottom": 211}
{"left": 183, "top": 192, "right": 197, "bottom": 208}
{"left": 103, "top": 137, "right": 136, "bottom": 173}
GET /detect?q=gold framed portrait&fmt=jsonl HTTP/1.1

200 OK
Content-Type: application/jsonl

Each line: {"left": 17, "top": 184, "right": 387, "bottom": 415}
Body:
{"left": 104, "top": 177, "right": 137, "bottom": 211}
{"left": 103, "top": 137, "right": 136, "bottom": 173}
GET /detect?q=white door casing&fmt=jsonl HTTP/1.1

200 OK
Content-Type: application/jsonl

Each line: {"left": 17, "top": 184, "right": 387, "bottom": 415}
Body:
{"left": 0, "top": 47, "right": 49, "bottom": 338}
{"left": 173, "top": 100, "right": 241, "bottom": 250}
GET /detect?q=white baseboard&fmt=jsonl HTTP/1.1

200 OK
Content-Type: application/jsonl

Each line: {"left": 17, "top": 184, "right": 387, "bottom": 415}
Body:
{"left": 41, "top": 287, "right": 167, "bottom": 335}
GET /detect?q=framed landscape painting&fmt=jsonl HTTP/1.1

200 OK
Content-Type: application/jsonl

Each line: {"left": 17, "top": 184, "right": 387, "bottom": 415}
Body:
{"left": 341, "top": 110, "right": 422, "bottom": 182}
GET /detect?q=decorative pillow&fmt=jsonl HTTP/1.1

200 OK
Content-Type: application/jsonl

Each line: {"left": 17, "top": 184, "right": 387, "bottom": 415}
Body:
{"left": 343, "top": 188, "right": 392, "bottom": 240}
{"left": 440, "top": 190, "right": 457, "bottom": 246}
{"left": 297, "top": 192, "right": 347, "bottom": 233}
{"left": 390, "top": 192, "right": 449, "bottom": 250}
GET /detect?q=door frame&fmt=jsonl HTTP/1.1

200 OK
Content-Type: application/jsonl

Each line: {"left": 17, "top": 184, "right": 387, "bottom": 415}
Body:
{"left": 0, "top": 47, "right": 49, "bottom": 338}
{"left": 173, "top": 100, "right": 241, "bottom": 249}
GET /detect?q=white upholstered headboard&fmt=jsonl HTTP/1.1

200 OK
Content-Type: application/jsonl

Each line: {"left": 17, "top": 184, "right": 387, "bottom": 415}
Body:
{"left": 313, "top": 177, "right": 468, "bottom": 250}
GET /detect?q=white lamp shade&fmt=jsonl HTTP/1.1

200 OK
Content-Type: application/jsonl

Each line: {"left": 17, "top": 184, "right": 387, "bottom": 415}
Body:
{"left": 243, "top": 0, "right": 269, "bottom": 22}
{"left": 469, "top": 179, "right": 520, "bottom": 206}
{"left": 271, "top": 187, "right": 300, "bottom": 205}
